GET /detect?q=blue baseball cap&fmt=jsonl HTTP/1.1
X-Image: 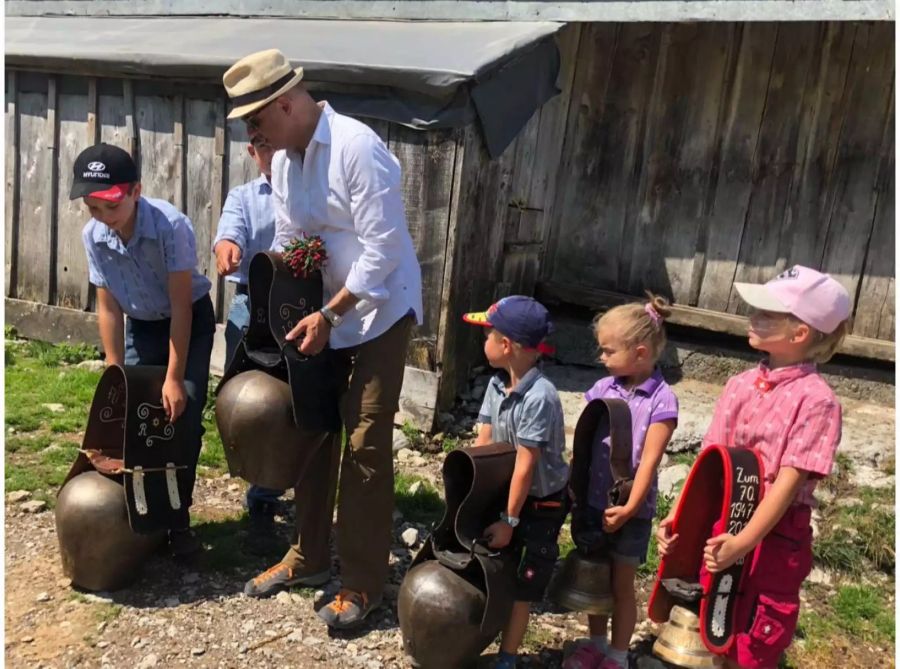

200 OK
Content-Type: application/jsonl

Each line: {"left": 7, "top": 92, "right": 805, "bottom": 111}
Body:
{"left": 463, "top": 295, "right": 555, "bottom": 353}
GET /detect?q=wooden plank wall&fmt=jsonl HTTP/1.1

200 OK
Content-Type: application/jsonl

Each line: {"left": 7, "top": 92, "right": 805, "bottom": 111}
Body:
{"left": 541, "top": 21, "right": 895, "bottom": 342}
{"left": 3, "top": 71, "right": 456, "bottom": 383}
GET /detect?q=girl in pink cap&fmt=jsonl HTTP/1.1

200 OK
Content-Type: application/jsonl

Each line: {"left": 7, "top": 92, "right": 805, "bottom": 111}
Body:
{"left": 656, "top": 265, "right": 852, "bottom": 669}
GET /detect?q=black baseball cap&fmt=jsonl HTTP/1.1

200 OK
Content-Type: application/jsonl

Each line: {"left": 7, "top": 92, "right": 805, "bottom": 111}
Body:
{"left": 70, "top": 143, "right": 139, "bottom": 201}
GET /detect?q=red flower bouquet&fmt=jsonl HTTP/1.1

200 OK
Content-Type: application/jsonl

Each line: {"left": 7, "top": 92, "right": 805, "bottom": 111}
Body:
{"left": 283, "top": 234, "right": 328, "bottom": 279}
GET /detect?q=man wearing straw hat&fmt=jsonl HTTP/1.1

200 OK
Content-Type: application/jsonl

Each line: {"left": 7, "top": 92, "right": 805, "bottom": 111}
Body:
{"left": 223, "top": 49, "right": 423, "bottom": 630}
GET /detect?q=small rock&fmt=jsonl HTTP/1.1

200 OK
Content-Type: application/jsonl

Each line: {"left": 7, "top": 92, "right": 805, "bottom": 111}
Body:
{"left": 275, "top": 591, "right": 293, "bottom": 604}
{"left": 287, "top": 631, "right": 304, "bottom": 643}
{"left": 191, "top": 648, "right": 205, "bottom": 656}
{"left": 808, "top": 567, "right": 833, "bottom": 586}
{"left": 291, "top": 593, "right": 305, "bottom": 604}
{"left": 303, "top": 637, "right": 324, "bottom": 646}
{"left": 401, "top": 527, "right": 419, "bottom": 547}
{"left": 658, "top": 465, "right": 691, "bottom": 496}
{"left": 57, "top": 577, "right": 72, "bottom": 588}
{"left": 7, "top": 490, "right": 31, "bottom": 503}
{"left": 22, "top": 636, "right": 34, "bottom": 643}
{"left": 163, "top": 597, "right": 180, "bottom": 607}
{"left": 227, "top": 484, "right": 241, "bottom": 493}
{"left": 76, "top": 360, "right": 106, "bottom": 372}
{"left": 41, "top": 403, "right": 66, "bottom": 413}
{"left": 35, "top": 592, "right": 51, "bottom": 602}
{"left": 97, "top": 641, "right": 110, "bottom": 649}
{"left": 21, "top": 500, "right": 47, "bottom": 514}
{"left": 411, "top": 456, "right": 427, "bottom": 467}
{"left": 136, "top": 653, "right": 158, "bottom": 669}
{"left": 83, "top": 593, "right": 113, "bottom": 604}
{"left": 397, "top": 448, "right": 413, "bottom": 461}
{"left": 392, "top": 430, "right": 412, "bottom": 453}
{"left": 835, "top": 497, "right": 863, "bottom": 508}
{"left": 166, "top": 625, "right": 178, "bottom": 638}
{"left": 409, "top": 481, "right": 423, "bottom": 496}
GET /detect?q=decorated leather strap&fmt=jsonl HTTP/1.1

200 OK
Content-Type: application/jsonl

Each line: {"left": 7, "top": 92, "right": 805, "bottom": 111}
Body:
{"left": 699, "top": 447, "right": 764, "bottom": 653}
{"left": 217, "top": 251, "right": 340, "bottom": 432}
{"left": 646, "top": 444, "right": 766, "bottom": 655}
{"left": 570, "top": 398, "right": 634, "bottom": 543}
{"left": 62, "top": 364, "right": 191, "bottom": 534}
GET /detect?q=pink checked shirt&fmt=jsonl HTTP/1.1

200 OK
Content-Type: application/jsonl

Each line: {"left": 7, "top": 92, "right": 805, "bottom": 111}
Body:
{"left": 701, "top": 361, "right": 842, "bottom": 508}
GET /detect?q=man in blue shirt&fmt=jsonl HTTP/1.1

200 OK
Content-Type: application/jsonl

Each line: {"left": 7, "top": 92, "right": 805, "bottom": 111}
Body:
{"left": 212, "top": 136, "right": 285, "bottom": 533}
{"left": 74, "top": 143, "right": 215, "bottom": 558}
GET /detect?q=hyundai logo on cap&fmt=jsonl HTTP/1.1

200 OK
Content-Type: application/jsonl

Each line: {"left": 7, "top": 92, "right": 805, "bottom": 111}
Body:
{"left": 70, "top": 143, "right": 139, "bottom": 201}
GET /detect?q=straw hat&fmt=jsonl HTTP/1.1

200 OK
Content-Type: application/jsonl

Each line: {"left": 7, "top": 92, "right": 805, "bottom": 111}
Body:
{"left": 224, "top": 49, "right": 304, "bottom": 120}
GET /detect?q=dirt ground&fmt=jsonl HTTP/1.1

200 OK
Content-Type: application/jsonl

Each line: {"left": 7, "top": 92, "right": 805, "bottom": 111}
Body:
{"left": 5, "top": 360, "right": 895, "bottom": 669}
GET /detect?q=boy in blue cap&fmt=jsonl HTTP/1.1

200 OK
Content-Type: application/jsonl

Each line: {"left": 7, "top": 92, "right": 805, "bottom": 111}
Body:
{"left": 463, "top": 295, "right": 570, "bottom": 669}
{"left": 72, "top": 143, "right": 215, "bottom": 557}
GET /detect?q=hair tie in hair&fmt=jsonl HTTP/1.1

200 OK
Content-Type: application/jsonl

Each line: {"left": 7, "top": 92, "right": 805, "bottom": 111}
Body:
{"left": 645, "top": 302, "right": 662, "bottom": 327}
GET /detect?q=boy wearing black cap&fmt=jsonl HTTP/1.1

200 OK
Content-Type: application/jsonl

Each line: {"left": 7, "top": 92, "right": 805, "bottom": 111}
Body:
{"left": 464, "top": 295, "right": 570, "bottom": 669}
{"left": 72, "top": 143, "right": 216, "bottom": 557}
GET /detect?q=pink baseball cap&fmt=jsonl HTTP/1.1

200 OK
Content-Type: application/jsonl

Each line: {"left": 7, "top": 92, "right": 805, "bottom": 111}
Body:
{"left": 734, "top": 265, "right": 851, "bottom": 334}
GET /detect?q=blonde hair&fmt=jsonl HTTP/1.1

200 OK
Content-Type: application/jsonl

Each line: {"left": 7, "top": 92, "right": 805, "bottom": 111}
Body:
{"left": 594, "top": 291, "right": 672, "bottom": 362}
{"left": 801, "top": 318, "right": 850, "bottom": 364}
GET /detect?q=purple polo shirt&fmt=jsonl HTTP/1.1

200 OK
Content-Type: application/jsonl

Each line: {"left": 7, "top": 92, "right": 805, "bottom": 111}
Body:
{"left": 583, "top": 368, "right": 679, "bottom": 519}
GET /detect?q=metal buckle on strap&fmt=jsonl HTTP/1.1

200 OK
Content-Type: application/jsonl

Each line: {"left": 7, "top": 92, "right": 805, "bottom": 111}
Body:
{"left": 165, "top": 463, "right": 181, "bottom": 510}
{"left": 132, "top": 467, "right": 148, "bottom": 515}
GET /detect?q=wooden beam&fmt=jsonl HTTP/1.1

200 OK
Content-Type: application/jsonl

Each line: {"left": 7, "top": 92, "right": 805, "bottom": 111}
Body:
{"left": 8, "top": 297, "right": 442, "bottom": 430}
{"left": 537, "top": 280, "right": 895, "bottom": 362}
{"left": 5, "top": 297, "right": 100, "bottom": 347}
{"left": 5, "top": 70, "right": 20, "bottom": 298}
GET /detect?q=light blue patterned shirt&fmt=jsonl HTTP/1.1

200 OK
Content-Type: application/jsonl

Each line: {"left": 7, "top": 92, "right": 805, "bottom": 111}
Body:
{"left": 478, "top": 366, "right": 570, "bottom": 498}
{"left": 212, "top": 175, "right": 275, "bottom": 285}
{"left": 82, "top": 197, "right": 211, "bottom": 321}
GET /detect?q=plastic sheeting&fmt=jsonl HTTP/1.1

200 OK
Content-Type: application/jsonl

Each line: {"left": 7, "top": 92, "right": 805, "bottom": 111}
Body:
{"left": 5, "top": 16, "right": 563, "bottom": 157}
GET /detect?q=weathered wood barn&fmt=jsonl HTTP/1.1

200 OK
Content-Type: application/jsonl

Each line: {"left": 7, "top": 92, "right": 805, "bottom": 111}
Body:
{"left": 5, "top": 1, "right": 895, "bottom": 428}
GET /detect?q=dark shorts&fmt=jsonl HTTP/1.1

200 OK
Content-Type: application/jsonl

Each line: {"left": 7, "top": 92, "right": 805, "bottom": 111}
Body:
{"left": 726, "top": 505, "right": 813, "bottom": 669}
{"left": 511, "top": 489, "right": 569, "bottom": 602}
{"left": 592, "top": 514, "right": 653, "bottom": 566}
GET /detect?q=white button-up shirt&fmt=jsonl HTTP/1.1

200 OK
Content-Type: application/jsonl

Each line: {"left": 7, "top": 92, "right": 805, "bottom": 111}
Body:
{"left": 271, "top": 102, "right": 423, "bottom": 350}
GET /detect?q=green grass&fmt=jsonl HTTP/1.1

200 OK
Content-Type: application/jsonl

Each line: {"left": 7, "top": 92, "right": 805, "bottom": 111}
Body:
{"left": 441, "top": 436, "right": 461, "bottom": 453}
{"left": 813, "top": 486, "right": 895, "bottom": 575}
{"left": 400, "top": 420, "right": 424, "bottom": 450}
{"left": 791, "top": 583, "right": 895, "bottom": 666}
{"left": 394, "top": 473, "right": 445, "bottom": 526}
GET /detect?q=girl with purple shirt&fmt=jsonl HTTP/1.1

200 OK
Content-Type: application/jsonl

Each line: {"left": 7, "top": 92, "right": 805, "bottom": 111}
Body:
{"left": 565, "top": 294, "right": 679, "bottom": 669}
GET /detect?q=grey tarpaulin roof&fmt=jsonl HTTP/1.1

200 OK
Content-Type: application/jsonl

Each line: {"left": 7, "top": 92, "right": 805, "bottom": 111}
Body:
{"left": 5, "top": 17, "right": 563, "bottom": 157}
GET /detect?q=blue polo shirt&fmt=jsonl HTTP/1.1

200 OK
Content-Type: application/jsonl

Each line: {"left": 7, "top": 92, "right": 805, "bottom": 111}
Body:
{"left": 478, "top": 366, "right": 570, "bottom": 498}
{"left": 82, "top": 197, "right": 211, "bottom": 321}
{"left": 212, "top": 175, "right": 276, "bottom": 286}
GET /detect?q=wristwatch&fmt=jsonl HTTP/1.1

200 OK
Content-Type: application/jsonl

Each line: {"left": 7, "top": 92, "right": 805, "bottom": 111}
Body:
{"left": 320, "top": 306, "right": 343, "bottom": 328}
{"left": 500, "top": 512, "right": 520, "bottom": 528}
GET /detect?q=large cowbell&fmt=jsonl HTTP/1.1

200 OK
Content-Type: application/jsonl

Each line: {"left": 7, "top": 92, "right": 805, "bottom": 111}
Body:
{"left": 215, "top": 251, "right": 341, "bottom": 489}
{"left": 549, "top": 398, "right": 633, "bottom": 615}
{"left": 55, "top": 365, "right": 183, "bottom": 590}
{"left": 398, "top": 443, "right": 518, "bottom": 668}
